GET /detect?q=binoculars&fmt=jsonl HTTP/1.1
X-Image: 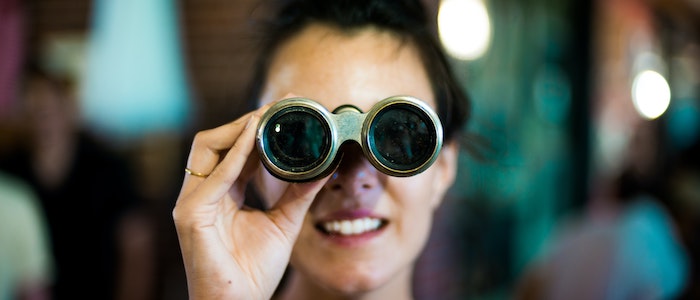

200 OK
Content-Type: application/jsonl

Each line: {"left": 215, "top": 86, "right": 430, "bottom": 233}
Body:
{"left": 256, "top": 95, "right": 443, "bottom": 182}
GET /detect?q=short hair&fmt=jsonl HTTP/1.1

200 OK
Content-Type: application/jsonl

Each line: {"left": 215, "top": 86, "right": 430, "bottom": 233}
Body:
{"left": 245, "top": 0, "right": 471, "bottom": 142}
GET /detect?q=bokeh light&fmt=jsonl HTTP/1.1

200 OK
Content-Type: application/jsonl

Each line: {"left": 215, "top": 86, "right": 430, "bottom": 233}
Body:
{"left": 438, "top": 0, "right": 492, "bottom": 60}
{"left": 631, "top": 70, "right": 671, "bottom": 120}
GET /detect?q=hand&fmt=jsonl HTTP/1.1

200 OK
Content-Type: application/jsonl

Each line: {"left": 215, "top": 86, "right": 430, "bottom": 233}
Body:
{"left": 173, "top": 103, "right": 328, "bottom": 300}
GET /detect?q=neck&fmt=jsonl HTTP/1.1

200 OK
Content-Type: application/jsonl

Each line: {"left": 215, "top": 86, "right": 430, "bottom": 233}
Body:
{"left": 275, "top": 266, "right": 414, "bottom": 300}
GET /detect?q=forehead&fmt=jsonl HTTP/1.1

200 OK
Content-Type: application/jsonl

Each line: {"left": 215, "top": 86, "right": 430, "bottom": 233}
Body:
{"left": 259, "top": 24, "right": 435, "bottom": 112}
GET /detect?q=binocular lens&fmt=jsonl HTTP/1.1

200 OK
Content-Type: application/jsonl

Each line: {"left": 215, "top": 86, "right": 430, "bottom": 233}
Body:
{"left": 257, "top": 96, "right": 442, "bottom": 182}
{"left": 263, "top": 108, "right": 331, "bottom": 172}
{"left": 368, "top": 104, "right": 436, "bottom": 172}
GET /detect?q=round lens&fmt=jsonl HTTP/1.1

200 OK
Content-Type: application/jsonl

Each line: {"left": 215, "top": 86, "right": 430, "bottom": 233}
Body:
{"left": 263, "top": 108, "right": 330, "bottom": 172}
{"left": 368, "top": 104, "right": 436, "bottom": 171}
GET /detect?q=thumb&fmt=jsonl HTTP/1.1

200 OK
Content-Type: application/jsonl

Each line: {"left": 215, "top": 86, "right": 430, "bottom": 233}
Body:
{"left": 268, "top": 178, "right": 329, "bottom": 239}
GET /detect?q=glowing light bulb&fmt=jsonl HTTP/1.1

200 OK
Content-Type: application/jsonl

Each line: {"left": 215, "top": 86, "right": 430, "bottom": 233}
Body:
{"left": 438, "top": 0, "right": 491, "bottom": 60}
{"left": 631, "top": 70, "right": 671, "bottom": 120}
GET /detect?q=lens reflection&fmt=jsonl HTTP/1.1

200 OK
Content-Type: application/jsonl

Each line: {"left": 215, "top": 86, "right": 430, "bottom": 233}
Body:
{"left": 370, "top": 105, "right": 435, "bottom": 171}
{"left": 265, "top": 109, "right": 329, "bottom": 171}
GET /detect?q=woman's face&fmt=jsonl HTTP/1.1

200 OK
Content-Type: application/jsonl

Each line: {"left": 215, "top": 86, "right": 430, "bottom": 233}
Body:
{"left": 256, "top": 24, "right": 457, "bottom": 294}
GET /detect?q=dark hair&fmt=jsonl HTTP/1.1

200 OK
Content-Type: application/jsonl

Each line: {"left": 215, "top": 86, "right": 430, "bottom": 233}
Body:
{"left": 245, "top": 0, "right": 471, "bottom": 142}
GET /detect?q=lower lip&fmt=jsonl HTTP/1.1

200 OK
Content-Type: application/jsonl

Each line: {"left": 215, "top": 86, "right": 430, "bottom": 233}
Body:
{"left": 317, "top": 226, "right": 386, "bottom": 247}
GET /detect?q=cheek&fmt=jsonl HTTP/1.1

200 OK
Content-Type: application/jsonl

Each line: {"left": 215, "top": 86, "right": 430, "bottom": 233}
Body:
{"left": 254, "top": 165, "right": 289, "bottom": 207}
{"left": 390, "top": 168, "right": 443, "bottom": 210}
{"left": 386, "top": 170, "right": 443, "bottom": 230}
{"left": 383, "top": 174, "right": 441, "bottom": 265}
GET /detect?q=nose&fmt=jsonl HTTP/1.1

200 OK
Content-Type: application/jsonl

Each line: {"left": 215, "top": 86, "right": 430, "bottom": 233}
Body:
{"left": 325, "top": 143, "right": 380, "bottom": 196}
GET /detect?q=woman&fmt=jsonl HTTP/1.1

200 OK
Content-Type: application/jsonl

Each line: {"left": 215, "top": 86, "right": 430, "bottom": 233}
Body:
{"left": 173, "top": 0, "right": 471, "bottom": 299}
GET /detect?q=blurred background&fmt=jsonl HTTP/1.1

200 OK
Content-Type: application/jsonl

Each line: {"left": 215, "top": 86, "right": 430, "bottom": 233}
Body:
{"left": 0, "top": 0, "right": 698, "bottom": 299}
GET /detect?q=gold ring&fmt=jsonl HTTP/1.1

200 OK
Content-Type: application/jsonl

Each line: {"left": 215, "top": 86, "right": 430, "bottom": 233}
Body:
{"left": 185, "top": 168, "right": 209, "bottom": 178}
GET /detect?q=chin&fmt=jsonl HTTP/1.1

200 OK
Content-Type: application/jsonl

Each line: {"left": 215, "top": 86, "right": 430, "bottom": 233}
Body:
{"left": 323, "top": 272, "right": 388, "bottom": 295}
{"left": 311, "top": 260, "right": 398, "bottom": 296}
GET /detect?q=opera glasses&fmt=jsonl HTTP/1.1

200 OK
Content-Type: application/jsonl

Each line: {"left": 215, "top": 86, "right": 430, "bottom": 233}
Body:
{"left": 256, "top": 95, "right": 443, "bottom": 182}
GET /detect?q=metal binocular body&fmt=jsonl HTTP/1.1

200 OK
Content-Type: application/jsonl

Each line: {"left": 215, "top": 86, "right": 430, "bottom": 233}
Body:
{"left": 256, "top": 95, "right": 443, "bottom": 182}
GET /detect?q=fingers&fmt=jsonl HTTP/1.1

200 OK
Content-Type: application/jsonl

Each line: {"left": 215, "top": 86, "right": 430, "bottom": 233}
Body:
{"left": 174, "top": 93, "right": 310, "bottom": 226}
{"left": 177, "top": 113, "right": 260, "bottom": 212}
{"left": 179, "top": 93, "right": 298, "bottom": 189}
{"left": 178, "top": 101, "right": 274, "bottom": 200}
{"left": 179, "top": 113, "right": 251, "bottom": 201}
{"left": 181, "top": 110, "right": 255, "bottom": 189}
{"left": 268, "top": 176, "right": 331, "bottom": 239}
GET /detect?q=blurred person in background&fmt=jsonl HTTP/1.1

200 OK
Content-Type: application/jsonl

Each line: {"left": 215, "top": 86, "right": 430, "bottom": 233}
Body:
{"left": 0, "top": 63, "right": 155, "bottom": 300}
{"left": 0, "top": 170, "right": 53, "bottom": 300}
{"left": 665, "top": 136, "right": 700, "bottom": 299}
{"left": 515, "top": 121, "right": 690, "bottom": 300}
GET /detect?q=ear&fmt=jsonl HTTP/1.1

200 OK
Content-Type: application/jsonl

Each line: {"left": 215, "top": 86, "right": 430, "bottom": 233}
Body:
{"left": 429, "top": 140, "right": 459, "bottom": 208}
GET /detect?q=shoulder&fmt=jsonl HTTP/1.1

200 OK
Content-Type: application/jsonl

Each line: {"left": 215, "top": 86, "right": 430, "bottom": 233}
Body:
{"left": 0, "top": 172, "right": 54, "bottom": 287}
{"left": 0, "top": 172, "right": 39, "bottom": 210}
{"left": 0, "top": 172, "right": 47, "bottom": 233}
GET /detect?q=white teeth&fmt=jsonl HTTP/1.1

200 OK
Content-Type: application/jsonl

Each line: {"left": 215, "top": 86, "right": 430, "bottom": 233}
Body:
{"left": 322, "top": 217, "right": 383, "bottom": 236}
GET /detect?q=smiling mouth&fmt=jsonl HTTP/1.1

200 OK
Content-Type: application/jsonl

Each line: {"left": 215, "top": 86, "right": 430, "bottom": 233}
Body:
{"left": 316, "top": 217, "right": 388, "bottom": 236}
